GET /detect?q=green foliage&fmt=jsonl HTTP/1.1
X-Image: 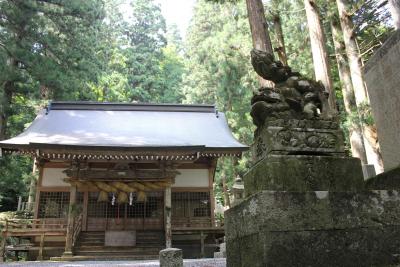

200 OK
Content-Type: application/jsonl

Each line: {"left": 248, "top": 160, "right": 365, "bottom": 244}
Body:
{"left": 0, "top": 156, "right": 33, "bottom": 211}
{"left": 352, "top": 0, "right": 394, "bottom": 61}
{"left": 183, "top": 0, "right": 255, "bottom": 206}
{"left": 267, "top": 0, "right": 314, "bottom": 77}
{"left": 123, "top": 0, "right": 167, "bottom": 102}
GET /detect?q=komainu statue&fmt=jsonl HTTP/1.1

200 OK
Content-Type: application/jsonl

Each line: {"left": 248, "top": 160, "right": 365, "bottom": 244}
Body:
{"left": 249, "top": 49, "right": 344, "bottom": 161}
{"left": 225, "top": 48, "right": 400, "bottom": 267}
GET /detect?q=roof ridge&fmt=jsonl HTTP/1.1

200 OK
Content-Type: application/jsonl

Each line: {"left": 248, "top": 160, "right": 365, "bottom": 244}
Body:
{"left": 48, "top": 101, "right": 216, "bottom": 113}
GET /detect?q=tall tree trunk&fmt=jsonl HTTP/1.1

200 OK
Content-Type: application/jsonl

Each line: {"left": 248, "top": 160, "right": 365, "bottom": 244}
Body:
{"left": 0, "top": 57, "right": 15, "bottom": 141}
{"left": 0, "top": 83, "right": 13, "bottom": 140}
{"left": 304, "top": 0, "right": 336, "bottom": 115}
{"left": 388, "top": 0, "right": 400, "bottom": 29}
{"left": 221, "top": 174, "right": 231, "bottom": 208}
{"left": 331, "top": 18, "right": 368, "bottom": 165}
{"left": 27, "top": 158, "right": 38, "bottom": 211}
{"left": 336, "top": 0, "right": 384, "bottom": 173}
{"left": 272, "top": 13, "right": 288, "bottom": 66}
{"left": 246, "top": 0, "right": 274, "bottom": 87}
{"left": 0, "top": 105, "right": 6, "bottom": 141}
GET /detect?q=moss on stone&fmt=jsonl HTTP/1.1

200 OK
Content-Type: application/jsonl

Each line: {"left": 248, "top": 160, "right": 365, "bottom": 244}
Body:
{"left": 244, "top": 155, "right": 364, "bottom": 196}
{"left": 365, "top": 167, "right": 400, "bottom": 189}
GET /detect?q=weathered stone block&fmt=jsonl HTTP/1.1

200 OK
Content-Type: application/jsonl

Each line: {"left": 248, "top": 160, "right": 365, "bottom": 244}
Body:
{"left": 252, "top": 122, "right": 345, "bottom": 162}
{"left": 365, "top": 167, "right": 400, "bottom": 189}
{"left": 364, "top": 30, "right": 400, "bottom": 171}
{"left": 244, "top": 155, "right": 364, "bottom": 195}
{"left": 213, "top": 251, "right": 226, "bottom": 258}
{"left": 105, "top": 230, "right": 136, "bottom": 246}
{"left": 225, "top": 190, "right": 400, "bottom": 267}
{"left": 159, "top": 248, "right": 183, "bottom": 267}
{"left": 228, "top": 226, "right": 400, "bottom": 267}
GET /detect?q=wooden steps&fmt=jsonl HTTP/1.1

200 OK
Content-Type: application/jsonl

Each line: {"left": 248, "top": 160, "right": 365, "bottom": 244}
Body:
{"left": 56, "top": 231, "right": 165, "bottom": 261}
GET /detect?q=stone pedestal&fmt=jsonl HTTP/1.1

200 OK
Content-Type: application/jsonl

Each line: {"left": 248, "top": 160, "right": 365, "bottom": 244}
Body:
{"left": 252, "top": 118, "right": 345, "bottom": 162}
{"left": 226, "top": 154, "right": 400, "bottom": 266}
{"left": 159, "top": 248, "right": 183, "bottom": 267}
{"left": 226, "top": 152, "right": 400, "bottom": 266}
{"left": 225, "top": 190, "right": 400, "bottom": 266}
{"left": 245, "top": 155, "right": 364, "bottom": 195}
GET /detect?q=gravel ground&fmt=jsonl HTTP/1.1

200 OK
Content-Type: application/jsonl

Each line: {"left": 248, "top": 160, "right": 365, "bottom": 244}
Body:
{"left": 2, "top": 258, "right": 226, "bottom": 267}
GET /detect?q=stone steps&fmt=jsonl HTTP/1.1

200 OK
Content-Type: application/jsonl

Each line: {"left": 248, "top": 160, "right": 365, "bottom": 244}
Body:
{"left": 74, "top": 249, "right": 161, "bottom": 256}
{"left": 71, "top": 231, "right": 164, "bottom": 260}
{"left": 51, "top": 255, "right": 159, "bottom": 261}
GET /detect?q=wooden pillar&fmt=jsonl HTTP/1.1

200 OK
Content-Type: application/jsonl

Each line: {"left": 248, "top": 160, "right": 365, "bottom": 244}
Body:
{"left": 209, "top": 161, "right": 217, "bottom": 228}
{"left": 164, "top": 185, "right": 172, "bottom": 248}
{"left": 34, "top": 164, "right": 44, "bottom": 219}
{"left": 82, "top": 191, "right": 88, "bottom": 231}
{"left": 63, "top": 184, "right": 77, "bottom": 257}
{"left": 200, "top": 231, "right": 205, "bottom": 258}
{"left": 27, "top": 158, "right": 37, "bottom": 211}
{"left": 37, "top": 233, "right": 45, "bottom": 260}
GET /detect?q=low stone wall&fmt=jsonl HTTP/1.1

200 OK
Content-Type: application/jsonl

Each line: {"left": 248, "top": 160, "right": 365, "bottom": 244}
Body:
{"left": 364, "top": 30, "right": 400, "bottom": 171}
{"left": 225, "top": 190, "right": 400, "bottom": 266}
{"left": 365, "top": 166, "right": 400, "bottom": 189}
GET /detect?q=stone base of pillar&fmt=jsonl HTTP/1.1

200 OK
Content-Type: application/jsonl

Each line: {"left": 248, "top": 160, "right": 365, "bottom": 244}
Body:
{"left": 159, "top": 248, "right": 183, "bottom": 267}
{"left": 62, "top": 251, "right": 73, "bottom": 258}
{"left": 214, "top": 240, "right": 226, "bottom": 258}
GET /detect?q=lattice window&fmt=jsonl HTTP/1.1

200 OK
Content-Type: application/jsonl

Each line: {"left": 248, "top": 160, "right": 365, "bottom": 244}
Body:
{"left": 126, "top": 192, "right": 163, "bottom": 218}
{"left": 145, "top": 192, "right": 163, "bottom": 218}
{"left": 172, "top": 192, "right": 211, "bottom": 218}
{"left": 38, "top": 192, "right": 70, "bottom": 218}
{"left": 87, "top": 192, "right": 106, "bottom": 218}
{"left": 126, "top": 193, "right": 144, "bottom": 218}
{"left": 77, "top": 192, "right": 84, "bottom": 204}
{"left": 106, "top": 199, "right": 126, "bottom": 218}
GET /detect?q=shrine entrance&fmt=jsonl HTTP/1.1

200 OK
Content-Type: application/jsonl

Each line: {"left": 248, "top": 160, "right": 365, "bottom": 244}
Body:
{"left": 86, "top": 191, "right": 164, "bottom": 231}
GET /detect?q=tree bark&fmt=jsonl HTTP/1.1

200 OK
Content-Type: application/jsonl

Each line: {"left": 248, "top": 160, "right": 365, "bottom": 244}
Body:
{"left": 246, "top": 0, "right": 274, "bottom": 87}
{"left": 336, "top": 0, "right": 368, "bottom": 106}
{"left": 272, "top": 13, "right": 288, "bottom": 66}
{"left": 27, "top": 158, "right": 38, "bottom": 211}
{"left": 0, "top": 56, "right": 18, "bottom": 141}
{"left": 331, "top": 18, "right": 368, "bottom": 165}
{"left": 388, "top": 0, "right": 400, "bottom": 29}
{"left": 0, "top": 81, "right": 14, "bottom": 141}
{"left": 221, "top": 175, "right": 231, "bottom": 208}
{"left": 336, "top": 0, "right": 384, "bottom": 173}
{"left": 304, "top": 0, "right": 336, "bottom": 115}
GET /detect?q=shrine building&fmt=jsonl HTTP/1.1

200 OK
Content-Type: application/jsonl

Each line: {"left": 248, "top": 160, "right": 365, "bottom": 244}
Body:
{"left": 0, "top": 102, "right": 247, "bottom": 260}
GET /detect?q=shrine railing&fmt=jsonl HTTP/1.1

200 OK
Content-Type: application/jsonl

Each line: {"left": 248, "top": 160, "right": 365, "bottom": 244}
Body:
{"left": 0, "top": 219, "right": 68, "bottom": 261}
{"left": 172, "top": 217, "right": 213, "bottom": 229}
{"left": 1, "top": 218, "right": 68, "bottom": 235}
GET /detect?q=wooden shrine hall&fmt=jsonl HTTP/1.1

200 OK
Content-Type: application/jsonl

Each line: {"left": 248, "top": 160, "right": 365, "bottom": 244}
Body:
{"left": 0, "top": 102, "right": 247, "bottom": 260}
